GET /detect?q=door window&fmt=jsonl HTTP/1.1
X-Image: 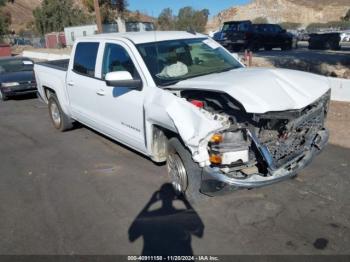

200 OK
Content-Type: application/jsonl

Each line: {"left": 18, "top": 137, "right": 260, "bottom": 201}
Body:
{"left": 102, "top": 43, "right": 139, "bottom": 79}
{"left": 73, "top": 42, "right": 99, "bottom": 77}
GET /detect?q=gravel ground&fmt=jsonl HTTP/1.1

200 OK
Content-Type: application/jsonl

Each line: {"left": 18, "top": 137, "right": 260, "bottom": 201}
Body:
{"left": 0, "top": 97, "right": 349, "bottom": 256}
{"left": 326, "top": 101, "right": 350, "bottom": 148}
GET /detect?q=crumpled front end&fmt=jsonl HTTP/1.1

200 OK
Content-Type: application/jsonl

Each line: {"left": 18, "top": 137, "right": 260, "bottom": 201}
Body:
{"left": 148, "top": 86, "right": 330, "bottom": 195}
{"left": 198, "top": 90, "right": 331, "bottom": 195}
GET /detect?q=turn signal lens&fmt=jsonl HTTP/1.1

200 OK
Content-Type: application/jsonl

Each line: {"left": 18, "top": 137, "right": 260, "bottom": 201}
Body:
{"left": 210, "top": 133, "right": 223, "bottom": 143}
{"left": 210, "top": 154, "right": 222, "bottom": 165}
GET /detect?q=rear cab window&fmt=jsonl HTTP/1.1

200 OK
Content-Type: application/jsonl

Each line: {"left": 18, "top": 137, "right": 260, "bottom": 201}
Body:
{"left": 73, "top": 42, "right": 99, "bottom": 77}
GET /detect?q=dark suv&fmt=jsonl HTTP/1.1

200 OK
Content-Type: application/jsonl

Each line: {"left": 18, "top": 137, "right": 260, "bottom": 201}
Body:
{"left": 213, "top": 20, "right": 252, "bottom": 50}
{"left": 213, "top": 21, "right": 295, "bottom": 51}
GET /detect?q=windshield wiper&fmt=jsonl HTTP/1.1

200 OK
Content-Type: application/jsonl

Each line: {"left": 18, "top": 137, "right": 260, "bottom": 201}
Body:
{"left": 159, "top": 80, "right": 181, "bottom": 87}
{"left": 214, "top": 67, "right": 236, "bottom": 74}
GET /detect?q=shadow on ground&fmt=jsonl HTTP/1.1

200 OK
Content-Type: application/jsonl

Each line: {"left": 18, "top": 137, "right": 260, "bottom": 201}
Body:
{"left": 5, "top": 93, "right": 37, "bottom": 101}
{"left": 128, "top": 183, "right": 204, "bottom": 256}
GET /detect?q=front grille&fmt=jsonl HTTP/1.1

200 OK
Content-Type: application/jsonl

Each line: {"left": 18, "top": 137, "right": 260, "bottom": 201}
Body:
{"left": 259, "top": 103, "right": 326, "bottom": 167}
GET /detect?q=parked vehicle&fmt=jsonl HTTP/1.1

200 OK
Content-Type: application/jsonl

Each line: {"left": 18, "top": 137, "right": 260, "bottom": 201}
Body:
{"left": 212, "top": 20, "right": 252, "bottom": 50}
{"left": 309, "top": 33, "right": 341, "bottom": 50}
{"left": 13, "top": 37, "right": 32, "bottom": 46}
{"left": 213, "top": 21, "right": 295, "bottom": 51}
{"left": 0, "top": 57, "right": 36, "bottom": 101}
{"left": 340, "top": 32, "right": 350, "bottom": 42}
{"left": 34, "top": 31, "right": 330, "bottom": 201}
{"left": 296, "top": 30, "right": 310, "bottom": 41}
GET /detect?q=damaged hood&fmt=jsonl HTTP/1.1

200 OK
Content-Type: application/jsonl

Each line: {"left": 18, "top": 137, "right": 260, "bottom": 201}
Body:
{"left": 169, "top": 68, "right": 330, "bottom": 114}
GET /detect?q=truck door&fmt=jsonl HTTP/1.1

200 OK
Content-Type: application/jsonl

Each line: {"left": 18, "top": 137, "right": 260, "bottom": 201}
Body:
{"left": 66, "top": 41, "right": 102, "bottom": 127}
{"left": 273, "top": 25, "right": 285, "bottom": 46}
{"left": 92, "top": 41, "right": 147, "bottom": 153}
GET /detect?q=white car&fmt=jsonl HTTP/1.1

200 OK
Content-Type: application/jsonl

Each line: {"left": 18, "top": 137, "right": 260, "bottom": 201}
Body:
{"left": 341, "top": 32, "right": 350, "bottom": 42}
{"left": 34, "top": 31, "right": 330, "bottom": 201}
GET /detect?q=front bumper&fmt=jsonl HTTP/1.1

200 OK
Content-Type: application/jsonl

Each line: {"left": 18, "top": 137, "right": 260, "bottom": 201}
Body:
{"left": 200, "top": 129, "right": 329, "bottom": 196}
{"left": 1, "top": 84, "right": 37, "bottom": 97}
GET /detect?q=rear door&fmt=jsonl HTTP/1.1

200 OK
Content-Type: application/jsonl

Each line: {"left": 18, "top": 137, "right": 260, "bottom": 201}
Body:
{"left": 66, "top": 41, "right": 102, "bottom": 127}
{"left": 273, "top": 25, "right": 285, "bottom": 46}
{"left": 265, "top": 25, "right": 276, "bottom": 46}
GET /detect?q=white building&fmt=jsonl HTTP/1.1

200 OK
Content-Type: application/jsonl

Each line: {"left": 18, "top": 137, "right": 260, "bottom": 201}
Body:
{"left": 64, "top": 20, "right": 155, "bottom": 46}
{"left": 64, "top": 24, "right": 98, "bottom": 46}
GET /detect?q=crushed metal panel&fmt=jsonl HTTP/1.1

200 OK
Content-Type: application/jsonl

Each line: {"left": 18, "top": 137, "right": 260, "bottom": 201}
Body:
{"left": 145, "top": 90, "right": 230, "bottom": 166}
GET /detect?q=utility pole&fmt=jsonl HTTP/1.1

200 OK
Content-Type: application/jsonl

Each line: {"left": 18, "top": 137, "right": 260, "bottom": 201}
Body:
{"left": 94, "top": 0, "right": 103, "bottom": 33}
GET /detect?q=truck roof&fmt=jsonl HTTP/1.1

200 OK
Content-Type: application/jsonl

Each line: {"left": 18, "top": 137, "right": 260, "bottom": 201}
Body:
{"left": 84, "top": 31, "right": 207, "bottom": 44}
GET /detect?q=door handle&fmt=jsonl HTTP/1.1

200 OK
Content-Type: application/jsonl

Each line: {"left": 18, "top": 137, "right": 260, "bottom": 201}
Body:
{"left": 67, "top": 81, "right": 75, "bottom": 87}
{"left": 96, "top": 89, "right": 106, "bottom": 96}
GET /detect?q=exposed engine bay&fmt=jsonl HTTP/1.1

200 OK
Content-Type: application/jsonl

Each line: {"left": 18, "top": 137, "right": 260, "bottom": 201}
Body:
{"left": 176, "top": 89, "right": 331, "bottom": 179}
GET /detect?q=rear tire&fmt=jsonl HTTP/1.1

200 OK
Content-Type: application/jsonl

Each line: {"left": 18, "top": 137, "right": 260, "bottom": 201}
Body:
{"left": 167, "top": 137, "right": 205, "bottom": 203}
{"left": 0, "top": 90, "right": 8, "bottom": 101}
{"left": 48, "top": 94, "right": 73, "bottom": 132}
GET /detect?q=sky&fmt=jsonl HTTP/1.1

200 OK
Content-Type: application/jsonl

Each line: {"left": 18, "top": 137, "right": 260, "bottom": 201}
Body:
{"left": 127, "top": 0, "right": 250, "bottom": 18}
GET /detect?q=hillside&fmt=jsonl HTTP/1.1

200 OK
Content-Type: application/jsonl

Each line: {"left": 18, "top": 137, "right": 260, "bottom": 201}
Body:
{"left": 3, "top": 0, "right": 42, "bottom": 32}
{"left": 207, "top": 0, "right": 350, "bottom": 31}
{"left": 3, "top": 0, "right": 153, "bottom": 33}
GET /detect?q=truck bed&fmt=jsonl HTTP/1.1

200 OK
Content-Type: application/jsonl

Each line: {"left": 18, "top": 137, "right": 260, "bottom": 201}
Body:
{"left": 36, "top": 59, "right": 69, "bottom": 71}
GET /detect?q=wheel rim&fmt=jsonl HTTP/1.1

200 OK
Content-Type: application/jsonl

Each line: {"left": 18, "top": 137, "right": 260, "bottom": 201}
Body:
{"left": 167, "top": 153, "right": 188, "bottom": 194}
{"left": 50, "top": 102, "right": 61, "bottom": 128}
{"left": 0, "top": 90, "right": 3, "bottom": 100}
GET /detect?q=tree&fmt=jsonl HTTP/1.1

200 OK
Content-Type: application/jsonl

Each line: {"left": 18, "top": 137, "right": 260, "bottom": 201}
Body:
{"left": 175, "top": 7, "right": 209, "bottom": 33}
{"left": 253, "top": 17, "right": 268, "bottom": 24}
{"left": 0, "top": 16, "right": 9, "bottom": 40}
{"left": 192, "top": 9, "right": 209, "bottom": 33}
{"left": 115, "top": 0, "right": 128, "bottom": 14}
{"left": 158, "top": 8, "right": 176, "bottom": 30}
{"left": 82, "top": 0, "right": 128, "bottom": 22}
{"left": 0, "top": 1, "right": 12, "bottom": 41}
{"left": 176, "top": 7, "right": 194, "bottom": 31}
{"left": 33, "top": 0, "right": 90, "bottom": 35}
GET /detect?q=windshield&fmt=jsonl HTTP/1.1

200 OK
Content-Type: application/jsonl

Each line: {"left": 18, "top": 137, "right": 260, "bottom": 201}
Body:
{"left": 137, "top": 38, "right": 242, "bottom": 86}
{"left": 0, "top": 59, "right": 34, "bottom": 74}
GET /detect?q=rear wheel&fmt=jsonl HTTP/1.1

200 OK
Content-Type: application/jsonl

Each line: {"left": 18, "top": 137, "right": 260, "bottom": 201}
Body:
{"left": 167, "top": 137, "right": 204, "bottom": 203}
{"left": 0, "top": 90, "right": 8, "bottom": 101}
{"left": 48, "top": 94, "right": 73, "bottom": 132}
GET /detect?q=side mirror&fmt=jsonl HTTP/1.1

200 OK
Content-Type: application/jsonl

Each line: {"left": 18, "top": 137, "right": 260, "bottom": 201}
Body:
{"left": 105, "top": 71, "right": 142, "bottom": 90}
{"left": 281, "top": 29, "right": 287, "bottom": 33}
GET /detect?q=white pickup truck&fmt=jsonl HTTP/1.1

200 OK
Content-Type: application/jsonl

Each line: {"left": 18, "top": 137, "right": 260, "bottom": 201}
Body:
{"left": 34, "top": 31, "right": 330, "bottom": 201}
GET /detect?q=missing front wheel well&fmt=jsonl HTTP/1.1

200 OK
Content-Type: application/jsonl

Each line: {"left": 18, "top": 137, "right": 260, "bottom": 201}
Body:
{"left": 151, "top": 125, "right": 178, "bottom": 163}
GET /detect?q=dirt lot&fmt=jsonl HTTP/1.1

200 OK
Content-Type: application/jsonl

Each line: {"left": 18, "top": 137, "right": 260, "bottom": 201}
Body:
{"left": 0, "top": 96, "right": 349, "bottom": 257}
{"left": 327, "top": 101, "right": 350, "bottom": 148}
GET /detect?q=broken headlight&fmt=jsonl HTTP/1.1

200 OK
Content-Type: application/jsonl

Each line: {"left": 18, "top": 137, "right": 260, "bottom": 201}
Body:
{"left": 209, "top": 131, "right": 250, "bottom": 166}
